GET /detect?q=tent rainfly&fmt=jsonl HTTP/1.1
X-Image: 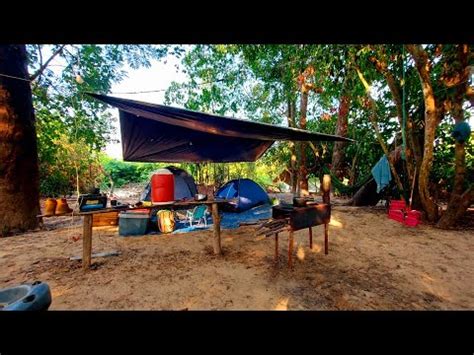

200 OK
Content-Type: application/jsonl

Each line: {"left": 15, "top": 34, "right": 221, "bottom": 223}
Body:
{"left": 88, "top": 93, "right": 353, "bottom": 163}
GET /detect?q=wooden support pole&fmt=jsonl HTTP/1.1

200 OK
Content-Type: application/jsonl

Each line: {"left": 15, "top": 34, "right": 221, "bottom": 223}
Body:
{"left": 309, "top": 227, "right": 313, "bottom": 249}
{"left": 211, "top": 202, "right": 222, "bottom": 255}
{"left": 322, "top": 174, "right": 331, "bottom": 204}
{"left": 324, "top": 223, "right": 329, "bottom": 255}
{"left": 288, "top": 230, "right": 294, "bottom": 268}
{"left": 82, "top": 214, "right": 93, "bottom": 270}
{"left": 275, "top": 233, "right": 279, "bottom": 262}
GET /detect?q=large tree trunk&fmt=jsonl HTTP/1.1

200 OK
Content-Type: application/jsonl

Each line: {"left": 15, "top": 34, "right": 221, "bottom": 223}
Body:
{"left": 0, "top": 45, "right": 41, "bottom": 234}
{"left": 437, "top": 44, "right": 472, "bottom": 228}
{"left": 407, "top": 45, "right": 440, "bottom": 222}
{"left": 330, "top": 77, "right": 350, "bottom": 180}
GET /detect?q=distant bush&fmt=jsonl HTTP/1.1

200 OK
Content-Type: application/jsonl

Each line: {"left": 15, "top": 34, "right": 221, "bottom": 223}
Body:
{"left": 101, "top": 158, "right": 165, "bottom": 187}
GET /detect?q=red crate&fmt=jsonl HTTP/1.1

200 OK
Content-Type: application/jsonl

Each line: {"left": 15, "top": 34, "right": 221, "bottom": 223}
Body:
{"left": 406, "top": 210, "right": 421, "bottom": 219}
{"left": 404, "top": 217, "right": 420, "bottom": 227}
{"left": 388, "top": 209, "right": 405, "bottom": 223}
{"left": 389, "top": 199, "right": 406, "bottom": 211}
{"left": 404, "top": 210, "right": 421, "bottom": 227}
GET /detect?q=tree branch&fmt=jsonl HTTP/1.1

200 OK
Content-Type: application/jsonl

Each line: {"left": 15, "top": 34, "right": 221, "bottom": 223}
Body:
{"left": 29, "top": 44, "right": 66, "bottom": 81}
{"left": 354, "top": 65, "right": 405, "bottom": 195}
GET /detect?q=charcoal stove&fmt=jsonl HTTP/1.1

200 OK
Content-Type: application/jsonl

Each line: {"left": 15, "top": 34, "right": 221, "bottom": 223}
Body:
{"left": 256, "top": 178, "right": 332, "bottom": 268}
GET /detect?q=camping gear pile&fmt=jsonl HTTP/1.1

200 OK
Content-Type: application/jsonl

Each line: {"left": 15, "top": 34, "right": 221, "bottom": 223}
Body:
{"left": 0, "top": 281, "right": 52, "bottom": 311}
{"left": 388, "top": 199, "right": 421, "bottom": 227}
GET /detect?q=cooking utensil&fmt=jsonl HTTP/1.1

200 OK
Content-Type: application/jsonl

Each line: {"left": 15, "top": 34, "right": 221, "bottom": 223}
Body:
{"left": 194, "top": 193, "right": 208, "bottom": 201}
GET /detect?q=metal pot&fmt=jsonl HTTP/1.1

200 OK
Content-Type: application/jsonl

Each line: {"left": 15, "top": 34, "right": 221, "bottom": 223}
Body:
{"left": 194, "top": 193, "right": 208, "bottom": 201}
{"left": 293, "top": 197, "right": 307, "bottom": 207}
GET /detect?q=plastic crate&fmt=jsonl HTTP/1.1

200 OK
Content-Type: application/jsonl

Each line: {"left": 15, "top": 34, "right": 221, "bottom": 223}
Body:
{"left": 119, "top": 211, "right": 150, "bottom": 236}
{"left": 388, "top": 209, "right": 405, "bottom": 223}
{"left": 389, "top": 199, "right": 406, "bottom": 211}
{"left": 404, "top": 210, "right": 421, "bottom": 227}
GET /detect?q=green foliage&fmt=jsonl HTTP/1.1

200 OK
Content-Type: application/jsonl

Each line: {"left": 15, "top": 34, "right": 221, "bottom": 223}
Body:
{"left": 433, "top": 121, "right": 474, "bottom": 191}
{"left": 29, "top": 44, "right": 473, "bottom": 203}
{"left": 28, "top": 45, "right": 171, "bottom": 196}
{"left": 101, "top": 159, "right": 164, "bottom": 187}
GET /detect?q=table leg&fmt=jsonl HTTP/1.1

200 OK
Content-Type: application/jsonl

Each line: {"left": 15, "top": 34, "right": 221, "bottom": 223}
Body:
{"left": 309, "top": 227, "right": 313, "bottom": 249}
{"left": 274, "top": 233, "right": 279, "bottom": 262}
{"left": 324, "top": 223, "right": 329, "bottom": 255}
{"left": 288, "top": 230, "right": 294, "bottom": 268}
{"left": 211, "top": 203, "right": 222, "bottom": 255}
{"left": 83, "top": 214, "right": 93, "bottom": 270}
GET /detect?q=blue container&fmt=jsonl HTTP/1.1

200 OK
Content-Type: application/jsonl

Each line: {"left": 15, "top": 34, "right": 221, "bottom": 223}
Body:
{"left": 0, "top": 281, "right": 52, "bottom": 311}
{"left": 119, "top": 211, "right": 149, "bottom": 236}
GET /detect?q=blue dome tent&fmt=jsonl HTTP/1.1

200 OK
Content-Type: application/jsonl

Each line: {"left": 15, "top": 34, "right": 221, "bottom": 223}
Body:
{"left": 216, "top": 178, "right": 270, "bottom": 212}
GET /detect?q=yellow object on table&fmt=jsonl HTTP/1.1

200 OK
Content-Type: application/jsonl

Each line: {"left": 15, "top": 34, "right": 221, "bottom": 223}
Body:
{"left": 157, "top": 210, "right": 175, "bottom": 233}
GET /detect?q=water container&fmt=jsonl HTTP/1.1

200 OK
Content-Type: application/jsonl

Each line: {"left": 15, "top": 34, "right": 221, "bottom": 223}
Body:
{"left": 151, "top": 169, "right": 175, "bottom": 203}
{"left": 119, "top": 210, "right": 150, "bottom": 236}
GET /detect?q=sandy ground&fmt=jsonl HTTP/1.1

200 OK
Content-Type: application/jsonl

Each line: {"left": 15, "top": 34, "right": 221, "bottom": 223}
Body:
{"left": 0, "top": 199, "right": 473, "bottom": 310}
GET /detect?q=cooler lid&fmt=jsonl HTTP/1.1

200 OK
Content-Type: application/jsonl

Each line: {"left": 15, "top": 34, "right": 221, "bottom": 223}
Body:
{"left": 154, "top": 168, "right": 173, "bottom": 175}
{"left": 119, "top": 212, "right": 149, "bottom": 218}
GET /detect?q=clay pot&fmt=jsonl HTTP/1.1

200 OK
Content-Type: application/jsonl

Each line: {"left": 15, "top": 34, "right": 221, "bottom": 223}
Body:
{"left": 55, "top": 198, "right": 73, "bottom": 214}
{"left": 44, "top": 198, "right": 57, "bottom": 216}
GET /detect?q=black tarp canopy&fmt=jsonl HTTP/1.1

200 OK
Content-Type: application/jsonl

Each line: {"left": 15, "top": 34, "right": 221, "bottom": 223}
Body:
{"left": 89, "top": 93, "right": 353, "bottom": 163}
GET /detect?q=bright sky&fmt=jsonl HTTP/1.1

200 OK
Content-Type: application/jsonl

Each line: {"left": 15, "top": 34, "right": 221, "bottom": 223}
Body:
{"left": 104, "top": 55, "right": 187, "bottom": 159}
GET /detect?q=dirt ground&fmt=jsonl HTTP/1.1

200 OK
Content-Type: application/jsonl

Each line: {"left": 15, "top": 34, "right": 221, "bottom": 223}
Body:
{"left": 1, "top": 199, "right": 473, "bottom": 310}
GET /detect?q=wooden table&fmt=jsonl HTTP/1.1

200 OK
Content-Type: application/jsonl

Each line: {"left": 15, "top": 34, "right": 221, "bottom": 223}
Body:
{"left": 39, "top": 199, "right": 232, "bottom": 270}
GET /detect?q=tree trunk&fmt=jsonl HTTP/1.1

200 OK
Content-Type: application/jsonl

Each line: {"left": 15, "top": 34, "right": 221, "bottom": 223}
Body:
{"left": 298, "top": 90, "right": 309, "bottom": 195}
{"left": 437, "top": 187, "right": 473, "bottom": 229}
{"left": 407, "top": 45, "right": 440, "bottom": 222}
{"left": 354, "top": 66, "right": 405, "bottom": 195}
{"left": 369, "top": 49, "right": 417, "bottom": 185}
{"left": 287, "top": 99, "right": 298, "bottom": 194}
{"left": 0, "top": 45, "right": 41, "bottom": 234}
{"left": 330, "top": 77, "right": 350, "bottom": 180}
{"left": 437, "top": 44, "right": 471, "bottom": 228}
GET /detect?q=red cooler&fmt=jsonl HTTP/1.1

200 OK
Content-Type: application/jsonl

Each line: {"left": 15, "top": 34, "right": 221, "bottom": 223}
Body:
{"left": 151, "top": 169, "right": 175, "bottom": 203}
